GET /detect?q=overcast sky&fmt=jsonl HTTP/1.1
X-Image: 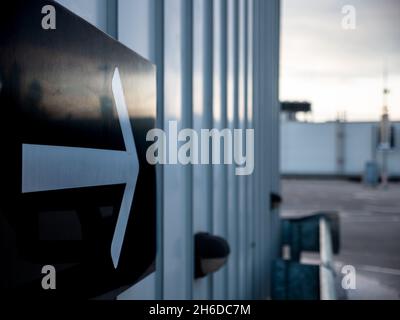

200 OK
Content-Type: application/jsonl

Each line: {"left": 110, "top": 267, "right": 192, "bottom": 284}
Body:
{"left": 280, "top": 0, "right": 400, "bottom": 122}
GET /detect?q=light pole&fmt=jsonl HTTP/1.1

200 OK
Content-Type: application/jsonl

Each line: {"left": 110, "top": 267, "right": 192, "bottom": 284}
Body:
{"left": 379, "top": 69, "right": 391, "bottom": 189}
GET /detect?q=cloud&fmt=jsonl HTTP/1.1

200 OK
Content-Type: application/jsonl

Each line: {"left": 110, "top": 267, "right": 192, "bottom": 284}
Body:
{"left": 281, "top": 0, "right": 400, "bottom": 121}
{"left": 281, "top": 0, "right": 400, "bottom": 78}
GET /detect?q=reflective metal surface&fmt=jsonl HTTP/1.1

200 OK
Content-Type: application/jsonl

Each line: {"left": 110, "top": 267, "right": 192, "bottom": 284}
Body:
{"left": 0, "top": 0, "right": 156, "bottom": 298}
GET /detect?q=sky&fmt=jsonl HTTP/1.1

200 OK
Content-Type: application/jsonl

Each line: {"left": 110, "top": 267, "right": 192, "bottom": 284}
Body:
{"left": 280, "top": 0, "right": 400, "bottom": 122}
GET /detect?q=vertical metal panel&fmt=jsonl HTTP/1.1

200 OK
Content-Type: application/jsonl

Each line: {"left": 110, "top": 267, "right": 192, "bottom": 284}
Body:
{"left": 163, "top": 0, "right": 193, "bottom": 299}
{"left": 251, "top": 0, "right": 257, "bottom": 299}
{"left": 106, "top": 0, "right": 118, "bottom": 38}
{"left": 118, "top": 0, "right": 157, "bottom": 63}
{"left": 261, "top": 0, "right": 270, "bottom": 299}
{"left": 252, "top": 0, "right": 261, "bottom": 299}
{"left": 237, "top": 0, "right": 247, "bottom": 300}
{"left": 226, "top": 0, "right": 239, "bottom": 300}
{"left": 251, "top": 0, "right": 281, "bottom": 299}
{"left": 271, "top": 0, "right": 281, "bottom": 268}
{"left": 182, "top": 0, "right": 194, "bottom": 300}
{"left": 192, "top": 0, "right": 213, "bottom": 300}
{"left": 211, "top": 0, "right": 228, "bottom": 300}
{"left": 154, "top": 0, "right": 165, "bottom": 301}
{"left": 245, "top": 0, "right": 254, "bottom": 300}
{"left": 259, "top": 0, "right": 266, "bottom": 298}
{"left": 261, "top": 0, "right": 268, "bottom": 296}
{"left": 257, "top": 0, "right": 263, "bottom": 299}
{"left": 260, "top": 0, "right": 281, "bottom": 299}
{"left": 55, "top": 0, "right": 108, "bottom": 32}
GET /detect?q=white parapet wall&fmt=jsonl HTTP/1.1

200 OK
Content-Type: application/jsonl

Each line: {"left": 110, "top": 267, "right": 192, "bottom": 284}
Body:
{"left": 281, "top": 121, "right": 400, "bottom": 178}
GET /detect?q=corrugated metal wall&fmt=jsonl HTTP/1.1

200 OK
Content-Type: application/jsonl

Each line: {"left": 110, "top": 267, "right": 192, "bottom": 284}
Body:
{"left": 56, "top": 0, "right": 280, "bottom": 300}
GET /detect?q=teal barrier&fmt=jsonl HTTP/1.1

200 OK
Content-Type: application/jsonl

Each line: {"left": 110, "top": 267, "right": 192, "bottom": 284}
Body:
{"left": 273, "top": 212, "right": 339, "bottom": 300}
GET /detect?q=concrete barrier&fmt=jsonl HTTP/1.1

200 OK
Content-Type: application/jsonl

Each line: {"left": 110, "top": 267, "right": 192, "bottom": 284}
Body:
{"left": 274, "top": 213, "right": 339, "bottom": 300}
{"left": 319, "top": 217, "right": 337, "bottom": 300}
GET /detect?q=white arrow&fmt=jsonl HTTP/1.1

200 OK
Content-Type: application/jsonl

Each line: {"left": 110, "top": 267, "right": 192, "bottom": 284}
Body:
{"left": 21, "top": 68, "right": 139, "bottom": 269}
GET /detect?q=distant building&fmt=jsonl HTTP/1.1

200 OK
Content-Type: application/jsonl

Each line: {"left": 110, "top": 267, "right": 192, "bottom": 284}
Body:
{"left": 281, "top": 101, "right": 312, "bottom": 122}
{"left": 281, "top": 120, "right": 400, "bottom": 179}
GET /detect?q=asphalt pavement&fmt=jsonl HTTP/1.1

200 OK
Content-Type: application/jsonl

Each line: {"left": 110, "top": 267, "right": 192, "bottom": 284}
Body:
{"left": 281, "top": 179, "right": 400, "bottom": 300}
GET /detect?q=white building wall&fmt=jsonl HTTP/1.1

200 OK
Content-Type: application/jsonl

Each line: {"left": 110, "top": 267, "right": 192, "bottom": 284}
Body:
{"left": 281, "top": 121, "right": 400, "bottom": 177}
{"left": 55, "top": 0, "right": 281, "bottom": 300}
{"left": 344, "top": 123, "right": 374, "bottom": 175}
{"left": 281, "top": 122, "right": 336, "bottom": 174}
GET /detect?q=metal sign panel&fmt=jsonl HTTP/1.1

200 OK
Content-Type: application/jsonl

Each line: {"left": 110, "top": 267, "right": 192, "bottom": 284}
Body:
{"left": 0, "top": 0, "right": 156, "bottom": 298}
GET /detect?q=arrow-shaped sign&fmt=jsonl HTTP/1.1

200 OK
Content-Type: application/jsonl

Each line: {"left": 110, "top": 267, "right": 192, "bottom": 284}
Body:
{"left": 21, "top": 68, "right": 139, "bottom": 269}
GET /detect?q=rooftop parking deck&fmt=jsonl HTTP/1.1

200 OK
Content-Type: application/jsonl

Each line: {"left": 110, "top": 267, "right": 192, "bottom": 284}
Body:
{"left": 281, "top": 179, "right": 400, "bottom": 300}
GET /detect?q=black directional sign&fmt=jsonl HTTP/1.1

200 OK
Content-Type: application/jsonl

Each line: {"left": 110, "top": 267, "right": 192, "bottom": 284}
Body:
{"left": 0, "top": 0, "right": 156, "bottom": 298}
